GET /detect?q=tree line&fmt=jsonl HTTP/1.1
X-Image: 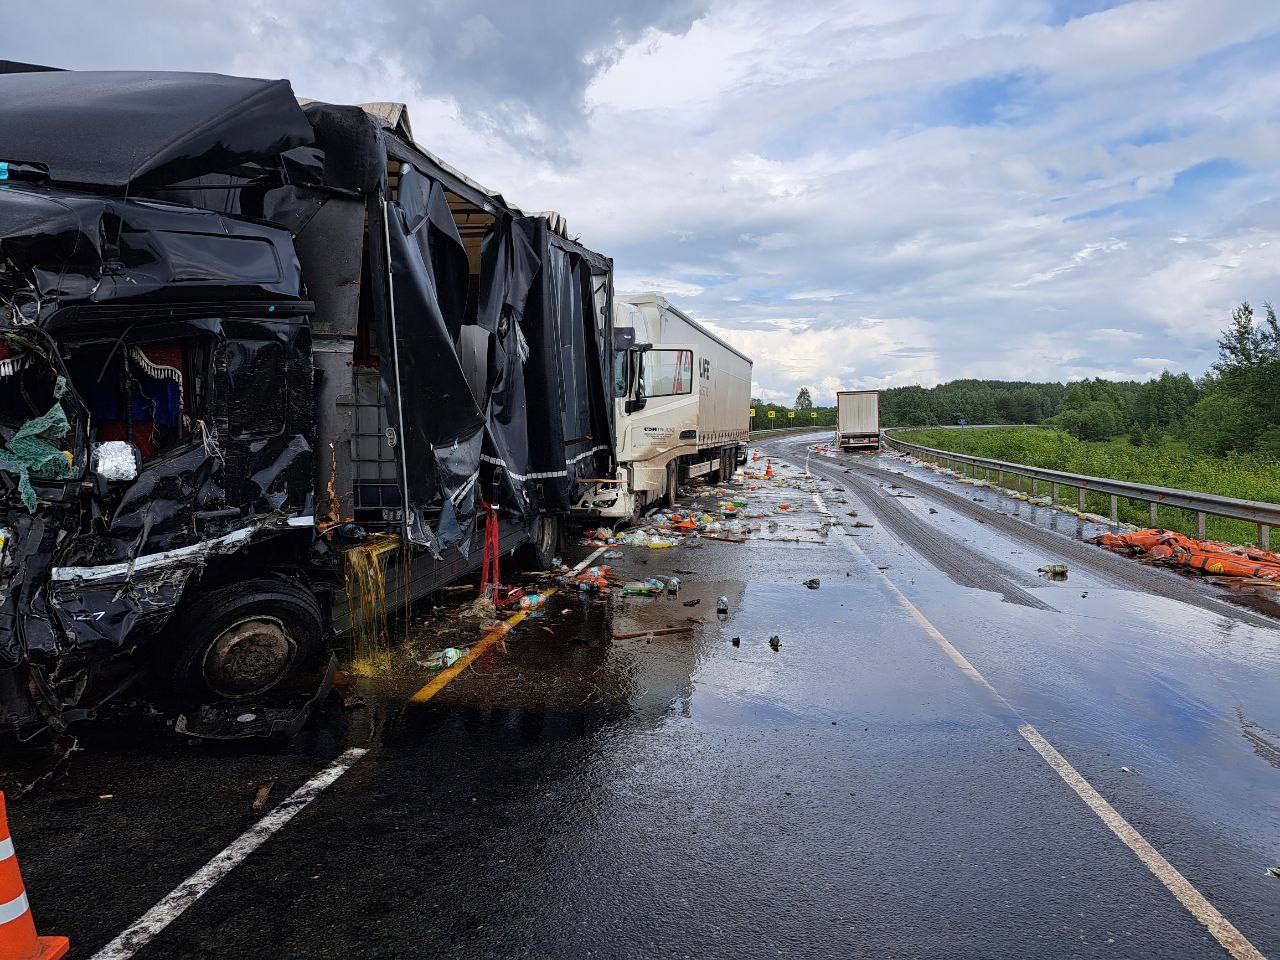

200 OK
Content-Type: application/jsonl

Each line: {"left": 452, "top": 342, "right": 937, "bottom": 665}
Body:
{"left": 751, "top": 300, "right": 1280, "bottom": 457}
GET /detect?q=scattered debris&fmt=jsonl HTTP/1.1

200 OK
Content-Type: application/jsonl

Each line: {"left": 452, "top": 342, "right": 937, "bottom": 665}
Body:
{"left": 682, "top": 598, "right": 701, "bottom": 608}
{"left": 1097, "top": 528, "right": 1280, "bottom": 582}
{"left": 252, "top": 780, "right": 276, "bottom": 812}
{"left": 768, "top": 635, "right": 782, "bottom": 651}
{"left": 1038, "top": 564, "right": 1069, "bottom": 581}
{"left": 423, "top": 647, "right": 465, "bottom": 670}
{"left": 803, "top": 578, "right": 820, "bottom": 590}
{"left": 731, "top": 636, "right": 741, "bottom": 647}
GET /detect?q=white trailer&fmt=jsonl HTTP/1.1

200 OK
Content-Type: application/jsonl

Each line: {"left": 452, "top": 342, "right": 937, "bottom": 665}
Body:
{"left": 836, "top": 390, "right": 880, "bottom": 451}
{"left": 576, "top": 293, "right": 753, "bottom": 519}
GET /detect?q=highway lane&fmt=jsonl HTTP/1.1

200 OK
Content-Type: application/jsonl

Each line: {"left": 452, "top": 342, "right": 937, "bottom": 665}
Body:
{"left": 4, "top": 432, "right": 1277, "bottom": 958}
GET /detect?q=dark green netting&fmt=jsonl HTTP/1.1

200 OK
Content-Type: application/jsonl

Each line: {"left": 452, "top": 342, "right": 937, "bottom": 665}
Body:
{"left": 0, "top": 377, "right": 76, "bottom": 512}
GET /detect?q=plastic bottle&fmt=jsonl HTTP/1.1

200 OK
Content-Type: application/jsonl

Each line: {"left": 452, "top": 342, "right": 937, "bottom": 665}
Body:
{"left": 716, "top": 596, "right": 729, "bottom": 616}
{"left": 666, "top": 576, "right": 681, "bottom": 594}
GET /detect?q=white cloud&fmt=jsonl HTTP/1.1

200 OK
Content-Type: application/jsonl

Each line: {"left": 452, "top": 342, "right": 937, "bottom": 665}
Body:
{"left": 15, "top": 0, "right": 1280, "bottom": 399}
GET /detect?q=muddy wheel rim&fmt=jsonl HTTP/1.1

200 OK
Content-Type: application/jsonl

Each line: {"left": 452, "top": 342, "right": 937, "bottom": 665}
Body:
{"left": 201, "top": 616, "right": 295, "bottom": 698}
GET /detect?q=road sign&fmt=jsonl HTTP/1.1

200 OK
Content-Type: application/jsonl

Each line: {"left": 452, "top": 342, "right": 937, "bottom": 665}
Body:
{"left": 810, "top": 411, "right": 817, "bottom": 418}
{"left": 767, "top": 410, "right": 775, "bottom": 419}
{"left": 750, "top": 408, "right": 756, "bottom": 417}
{"left": 788, "top": 411, "right": 795, "bottom": 419}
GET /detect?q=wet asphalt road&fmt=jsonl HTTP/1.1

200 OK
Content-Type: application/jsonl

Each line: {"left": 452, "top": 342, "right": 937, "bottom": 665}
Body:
{"left": 5, "top": 431, "right": 1280, "bottom": 958}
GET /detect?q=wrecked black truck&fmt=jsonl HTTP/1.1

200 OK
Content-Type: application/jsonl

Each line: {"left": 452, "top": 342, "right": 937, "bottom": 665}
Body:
{"left": 0, "top": 68, "right": 615, "bottom": 735}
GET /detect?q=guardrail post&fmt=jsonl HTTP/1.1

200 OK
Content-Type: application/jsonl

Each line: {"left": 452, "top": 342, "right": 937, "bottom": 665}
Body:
{"left": 1109, "top": 494, "right": 1118, "bottom": 524}
{"left": 1259, "top": 524, "right": 1271, "bottom": 551}
{"left": 1031, "top": 478, "right": 1039, "bottom": 496}
{"left": 1196, "top": 512, "right": 1206, "bottom": 540}
{"left": 1077, "top": 487, "right": 1085, "bottom": 512}
{"left": 1149, "top": 501, "right": 1158, "bottom": 527}
{"left": 1051, "top": 481, "right": 1059, "bottom": 503}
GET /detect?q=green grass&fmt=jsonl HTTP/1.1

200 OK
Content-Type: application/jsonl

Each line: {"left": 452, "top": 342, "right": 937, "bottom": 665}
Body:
{"left": 895, "top": 427, "right": 1280, "bottom": 545}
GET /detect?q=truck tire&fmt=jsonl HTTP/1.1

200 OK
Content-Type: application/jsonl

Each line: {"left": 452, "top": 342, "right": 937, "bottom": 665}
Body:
{"left": 529, "top": 513, "right": 561, "bottom": 569}
{"left": 157, "top": 578, "right": 324, "bottom": 701}
{"left": 662, "top": 460, "right": 678, "bottom": 508}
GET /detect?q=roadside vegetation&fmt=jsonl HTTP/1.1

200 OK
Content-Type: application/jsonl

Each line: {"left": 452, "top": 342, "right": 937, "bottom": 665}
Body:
{"left": 756, "top": 299, "right": 1280, "bottom": 457}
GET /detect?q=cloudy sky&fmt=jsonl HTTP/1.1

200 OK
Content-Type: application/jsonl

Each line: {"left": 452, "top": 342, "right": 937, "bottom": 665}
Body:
{"left": 16, "top": 0, "right": 1280, "bottom": 402}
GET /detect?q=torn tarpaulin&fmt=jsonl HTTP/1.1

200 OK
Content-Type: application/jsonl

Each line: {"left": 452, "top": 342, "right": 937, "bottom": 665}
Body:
{"left": 381, "top": 166, "right": 485, "bottom": 553}
{"left": 522, "top": 224, "right": 615, "bottom": 511}
{"left": 477, "top": 214, "right": 540, "bottom": 516}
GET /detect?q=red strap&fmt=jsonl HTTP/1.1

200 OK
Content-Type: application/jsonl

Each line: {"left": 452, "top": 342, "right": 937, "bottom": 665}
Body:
{"left": 479, "top": 502, "right": 501, "bottom": 599}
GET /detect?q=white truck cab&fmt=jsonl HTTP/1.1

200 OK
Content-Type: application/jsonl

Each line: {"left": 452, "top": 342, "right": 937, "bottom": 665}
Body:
{"left": 577, "top": 294, "right": 752, "bottom": 520}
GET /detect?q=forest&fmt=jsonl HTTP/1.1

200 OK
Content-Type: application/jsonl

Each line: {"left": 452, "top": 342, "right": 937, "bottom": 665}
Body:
{"left": 753, "top": 301, "right": 1280, "bottom": 459}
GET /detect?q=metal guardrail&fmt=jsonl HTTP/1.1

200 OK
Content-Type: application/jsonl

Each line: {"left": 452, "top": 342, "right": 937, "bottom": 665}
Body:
{"left": 881, "top": 427, "right": 1280, "bottom": 549}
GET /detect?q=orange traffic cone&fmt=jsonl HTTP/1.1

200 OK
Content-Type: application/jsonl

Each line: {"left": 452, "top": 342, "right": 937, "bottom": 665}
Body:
{"left": 764, "top": 460, "right": 774, "bottom": 478}
{"left": 752, "top": 449, "right": 759, "bottom": 463}
{"left": 0, "top": 793, "right": 67, "bottom": 960}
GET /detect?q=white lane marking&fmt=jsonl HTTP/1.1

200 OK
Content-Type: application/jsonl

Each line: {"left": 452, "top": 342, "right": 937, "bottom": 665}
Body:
{"left": 1019, "top": 725, "right": 1264, "bottom": 960}
{"left": 811, "top": 487, "right": 1267, "bottom": 960}
{"left": 570, "top": 545, "right": 609, "bottom": 575}
{"left": 92, "top": 747, "right": 369, "bottom": 960}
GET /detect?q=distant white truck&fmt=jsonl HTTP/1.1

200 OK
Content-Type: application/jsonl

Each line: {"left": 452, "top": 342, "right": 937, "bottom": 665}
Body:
{"left": 836, "top": 390, "right": 880, "bottom": 451}
{"left": 576, "top": 293, "right": 753, "bottom": 520}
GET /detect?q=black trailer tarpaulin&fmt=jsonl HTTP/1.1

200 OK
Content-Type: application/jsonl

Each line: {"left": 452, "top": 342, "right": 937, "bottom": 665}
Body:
{"left": 381, "top": 165, "right": 485, "bottom": 553}
{"left": 477, "top": 215, "right": 541, "bottom": 517}
{"left": 0, "top": 70, "right": 314, "bottom": 189}
{"left": 522, "top": 222, "right": 615, "bottom": 511}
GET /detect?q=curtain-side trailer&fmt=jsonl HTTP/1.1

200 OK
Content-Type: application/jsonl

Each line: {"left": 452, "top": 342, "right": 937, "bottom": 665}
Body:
{"left": 577, "top": 293, "right": 752, "bottom": 520}
{"left": 0, "top": 68, "right": 615, "bottom": 735}
{"left": 836, "top": 390, "right": 880, "bottom": 451}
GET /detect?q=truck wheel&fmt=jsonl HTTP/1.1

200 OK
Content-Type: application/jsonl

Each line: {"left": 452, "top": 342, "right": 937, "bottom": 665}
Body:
{"left": 158, "top": 579, "right": 324, "bottom": 700}
{"left": 530, "top": 513, "right": 561, "bottom": 568}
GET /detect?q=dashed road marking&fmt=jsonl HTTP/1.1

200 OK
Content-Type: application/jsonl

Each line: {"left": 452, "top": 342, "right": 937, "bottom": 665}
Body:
{"left": 810, "top": 485, "right": 1266, "bottom": 960}
{"left": 91, "top": 747, "right": 369, "bottom": 960}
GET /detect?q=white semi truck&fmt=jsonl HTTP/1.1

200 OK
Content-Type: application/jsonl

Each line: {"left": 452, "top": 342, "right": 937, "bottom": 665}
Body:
{"left": 576, "top": 293, "right": 753, "bottom": 520}
{"left": 836, "top": 390, "right": 881, "bottom": 451}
